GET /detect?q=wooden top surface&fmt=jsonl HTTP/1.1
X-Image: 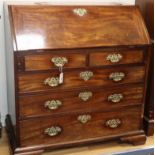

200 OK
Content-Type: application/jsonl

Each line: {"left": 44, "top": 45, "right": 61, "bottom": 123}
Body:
{"left": 8, "top": 5, "right": 151, "bottom": 51}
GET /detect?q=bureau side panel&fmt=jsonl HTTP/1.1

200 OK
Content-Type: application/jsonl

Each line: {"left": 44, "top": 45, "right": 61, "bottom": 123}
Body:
{"left": 4, "top": 5, "right": 16, "bottom": 126}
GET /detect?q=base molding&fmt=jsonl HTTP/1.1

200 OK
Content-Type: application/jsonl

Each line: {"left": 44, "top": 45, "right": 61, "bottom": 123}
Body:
{"left": 5, "top": 115, "right": 44, "bottom": 155}
{"left": 5, "top": 114, "right": 18, "bottom": 152}
{"left": 6, "top": 114, "right": 147, "bottom": 155}
{"left": 144, "top": 116, "right": 154, "bottom": 136}
{"left": 14, "top": 150, "right": 44, "bottom": 155}
{"left": 120, "top": 133, "right": 147, "bottom": 145}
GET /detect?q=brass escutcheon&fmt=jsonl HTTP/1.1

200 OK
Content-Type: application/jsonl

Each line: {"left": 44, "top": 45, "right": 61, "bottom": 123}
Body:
{"left": 77, "top": 114, "right": 91, "bottom": 124}
{"left": 51, "top": 57, "right": 68, "bottom": 67}
{"left": 108, "top": 94, "right": 123, "bottom": 103}
{"left": 80, "top": 71, "right": 93, "bottom": 81}
{"left": 44, "top": 100, "right": 62, "bottom": 110}
{"left": 106, "top": 119, "right": 121, "bottom": 128}
{"left": 106, "top": 53, "right": 122, "bottom": 63}
{"left": 109, "top": 72, "right": 125, "bottom": 82}
{"left": 44, "top": 126, "right": 62, "bottom": 137}
{"left": 79, "top": 91, "right": 93, "bottom": 101}
{"left": 44, "top": 77, "right": 59, "bottom": 87}
{"left": 73, "top": 8, "right": 87, "bottom": 16}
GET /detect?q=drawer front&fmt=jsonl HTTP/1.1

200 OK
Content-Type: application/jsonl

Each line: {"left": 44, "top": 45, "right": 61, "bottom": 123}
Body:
{"left": 19, "top": 85, "right": 144, "bottom": 118}
{"left": 18, "top": 66, "right": 145, "bottom": 93}
{"left": 19, "top": 106, "right": 141, "bottom": 146}
{"left": 23, "top": 53, "right": 86, "bottom": 71}
{"left": 90, "top": 50, "right": 144, "bottom": 66}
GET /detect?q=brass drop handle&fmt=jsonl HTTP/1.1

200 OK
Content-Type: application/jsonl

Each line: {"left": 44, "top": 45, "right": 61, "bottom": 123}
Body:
{"left": 73, "top": 8, "right": 87, "bottom": 16}
{"left": 109, "top": 72, "right": 125, "bottom": 82}
{"left": 44, "top": 126, "right": 62, "bottom": 137}
{"left": 51, "top": 57, "right": 68, "bottom": 67}
{"left": 44, "top": 100, "right": 62, "bottom": 110}
{"left": 44, "top": 77, "right": 59, "bottom": 87}
{"left": 105, "top": 119, "right": 121, "bottom": 128}
{"left": 106, "top": 54, "right": 122, "bottom": 63}
{"left": 77, "top": 114, "right": 91, "bottom": 124}
{"left": 51, "top": 57, "right": 68, "bottom": 84}
{"left": 79, "top": 91, "right": 93, "bottom": 101}
{"left": 108, "top": 94, "right": 123, "bottom": 103}
{"left": 80, "top": 71, "right": 94, "bottom": 81}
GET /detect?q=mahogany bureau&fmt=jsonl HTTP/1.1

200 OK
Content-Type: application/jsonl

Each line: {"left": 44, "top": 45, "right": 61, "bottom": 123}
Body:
{"left": 4, "top": 4, "right": 151, "bottom": 155}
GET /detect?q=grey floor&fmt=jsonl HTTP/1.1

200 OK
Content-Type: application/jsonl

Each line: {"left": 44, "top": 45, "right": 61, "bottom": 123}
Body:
{"left": 102, "top": 147, "right": 154, "bottom": 155}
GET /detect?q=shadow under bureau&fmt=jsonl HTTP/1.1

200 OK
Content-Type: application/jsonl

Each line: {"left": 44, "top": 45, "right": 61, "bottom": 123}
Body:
{"left": 4, "top": 4, "right": 151, "bottom": 155}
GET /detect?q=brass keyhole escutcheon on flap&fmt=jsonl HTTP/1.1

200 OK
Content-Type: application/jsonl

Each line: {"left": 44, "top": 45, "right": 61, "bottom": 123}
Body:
{"left": 106, "top": 119, "right": 121, "bottom": 128}
{"left": 79, "top": 91, "right": 93, "bottom": 101}
{"left": 51, "top": 57, "right": 68, "bottom": 67}
{"left": 108, "top": 94, "right": 123, "bottom": 103}
{"left": 106, "top": 53, "right": 123, "bottom": 63}
{"left": 73, "top": 8, "right": 87, "bottom": 17}
{"left": 44, "top": 100, "right": 62, "bottom": 110}
{"left": 109, "top": 72, "right": 125, "bottom": 82}
{"left": 44, "top": 126, "right": 62, "bottom": 137}
{"left": 77, "top": 114, "right": 91, "bottom": 124}
{"left": 80, "top": 71, "right": 94, "bottom": 81}
{"left": 44, "top": 77, "right": 59, "bottom": 87}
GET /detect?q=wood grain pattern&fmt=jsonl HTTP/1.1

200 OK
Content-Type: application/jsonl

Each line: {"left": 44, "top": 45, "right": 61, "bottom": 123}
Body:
{"left": 18, "top": 66, "right": 145, "bottom": 93}
{"left": 10, "top": 6, "right": 151, "bottom": 51}
{"left": 90, "top": 50, "right": 144, "bottom": 66}
{"left": 18, "top": 49, "right": 145, "bottom": 72}
{"left": 19, "top": 85, "right": 144, "bottom": 118}
{"left": 24, "top": 53, "right": 86, "bottom": 71}
{"left": 5, "top": 4, "right": 151, "bottom": 155}
{"left": 16, "top": 48, "right": 146, "bottom": 72}
{"left": 19, "top": 106, "right": 141, "bottom": 147}
{"left": 3, "top": 119, "right": 154, "bottom": 155}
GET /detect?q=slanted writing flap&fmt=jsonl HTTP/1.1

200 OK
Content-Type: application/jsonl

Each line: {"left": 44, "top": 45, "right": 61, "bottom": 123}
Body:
{"left": 10, "top": 5, "right": 151, "bottom": 51}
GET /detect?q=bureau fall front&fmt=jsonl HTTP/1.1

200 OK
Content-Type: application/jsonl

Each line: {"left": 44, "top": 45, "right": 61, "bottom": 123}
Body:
{"left": 4, "top": 4, "right": 151, "bottom": 155}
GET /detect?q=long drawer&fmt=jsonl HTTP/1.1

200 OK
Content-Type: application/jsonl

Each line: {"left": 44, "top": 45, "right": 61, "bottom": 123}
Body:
{"left": 19, "top": 106, "right": 141, "bottom": 147}
{"left": 19, "top": 85, "right": 144, "bottom": 118}
{"left": 18, "top": 66, "right": 145, "bottom": 93}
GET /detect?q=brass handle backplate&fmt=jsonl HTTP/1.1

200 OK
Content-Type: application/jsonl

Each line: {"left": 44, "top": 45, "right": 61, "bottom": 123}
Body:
{"left": 44, "top": 77, "right": 59, "bottom": 87}
{"left": 109, "top": 72, "right": 125, "bottom": 82}
{"left": 77, "top": 114, "right": 91, "bottom": 124}
{"left": 44, "top": 126, "right": 62, "bottom": 137}
{"left": 106, "top": 54, "right": 122, "bottom": 63}
{"left": 73, "top": 8, "right": 87, "bottom": 16}
{"left": 79, "top": 91, "right": 93, "bottom": 101}
{"left": 80, "top": 71, "right": 93, "bottom": 81}
{"left": 51, "top": 57, "right": 68, "bottom": 67}
{"left": 108, "top": 94, "right": 123, "bottom": 103}
{"left": 106, "top": 119, "right": 121, "bottom": 128}
{"left": 45, "top": 100, "right": 62, "bottom": 110}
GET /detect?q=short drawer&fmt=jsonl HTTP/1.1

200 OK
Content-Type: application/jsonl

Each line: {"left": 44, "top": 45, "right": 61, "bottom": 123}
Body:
{"left": 19, "top": 85, "right": 144, "bottom": 118}
{"left": 21, "top": 53, "right": 86, "bottom": 71}
{"left": 18, "top": 66, "right": 145, "bottom": 93}
{"left": 19, "top": 106, "right": 141, "bottom": 147}
{"left": 89, "top": 50, "right": 144, "bottom": 66}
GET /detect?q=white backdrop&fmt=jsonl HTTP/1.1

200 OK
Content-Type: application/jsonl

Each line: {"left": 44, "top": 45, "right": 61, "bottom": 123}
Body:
{"left": 0, "top": 0, "right": 135, "bottom": 125}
